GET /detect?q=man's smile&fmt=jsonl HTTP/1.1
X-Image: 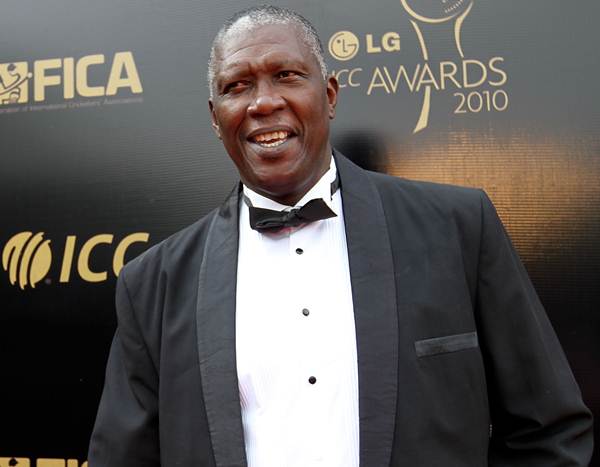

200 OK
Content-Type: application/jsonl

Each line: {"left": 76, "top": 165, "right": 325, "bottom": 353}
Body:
{"left": 247, "top": 127, "right": 297, "bottom": 150}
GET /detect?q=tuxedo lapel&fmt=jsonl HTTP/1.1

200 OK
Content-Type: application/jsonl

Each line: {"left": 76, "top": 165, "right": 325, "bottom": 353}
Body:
{"left": 336, "top": 152, "right": 399, "bottom": 467}
{"left": 195, "top": 186, "right": 247, "bottom": 467}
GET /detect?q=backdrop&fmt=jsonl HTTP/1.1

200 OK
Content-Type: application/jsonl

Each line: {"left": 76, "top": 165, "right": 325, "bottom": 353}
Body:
{"left": 1, "top": 0, "right": 598, "bottom": 465}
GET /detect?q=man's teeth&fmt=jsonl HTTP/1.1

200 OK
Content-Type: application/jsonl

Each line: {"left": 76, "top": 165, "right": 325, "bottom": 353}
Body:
{"left": 253, "top": 131, "right": 290, "bottom": 147}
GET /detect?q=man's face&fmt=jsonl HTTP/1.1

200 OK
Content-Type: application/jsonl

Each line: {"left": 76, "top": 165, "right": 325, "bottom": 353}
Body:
{"left": 209, "top": 23, "right": 338, "bottom": 206}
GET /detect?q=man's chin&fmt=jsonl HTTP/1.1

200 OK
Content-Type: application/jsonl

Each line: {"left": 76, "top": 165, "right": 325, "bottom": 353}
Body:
{"left": 246, "top": 155, "right": 304, "bottom": 191}
{"left": 247, "top": 176, "right": 307, "bottom": 205}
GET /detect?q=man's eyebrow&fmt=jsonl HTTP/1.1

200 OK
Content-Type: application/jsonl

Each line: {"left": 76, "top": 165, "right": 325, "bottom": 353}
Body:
{"left": 215, "top": 64, "right": 250, "bottom": 87}
{"left": 267, "top": 57, "right": 308, "bottom": 70}
{"left": 219, "top": 56, "right": 307, "bottom": 77}
{"left": 219, "top": 61, "right": 250, "bottom": 73}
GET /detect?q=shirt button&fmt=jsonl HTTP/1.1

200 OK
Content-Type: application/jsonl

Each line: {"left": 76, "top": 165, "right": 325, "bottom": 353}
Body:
{"left": 308, "top": 376, "right": 317, "bottom": 384}
{"left": 302, "top": 308, "right": 310, "bottom": 316}
{"left": 295, "top": 248, "right": 304, "bottom": 255}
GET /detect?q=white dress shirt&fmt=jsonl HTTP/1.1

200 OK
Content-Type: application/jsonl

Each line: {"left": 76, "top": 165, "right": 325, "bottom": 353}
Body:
{"left": 236, "top": 157, "right": 360, "bottom": 467}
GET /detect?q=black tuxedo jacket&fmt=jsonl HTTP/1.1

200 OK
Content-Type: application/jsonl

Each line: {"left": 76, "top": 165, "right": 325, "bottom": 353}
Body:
{"left": 89, "top": 152, "right": 593, "bottom": 466}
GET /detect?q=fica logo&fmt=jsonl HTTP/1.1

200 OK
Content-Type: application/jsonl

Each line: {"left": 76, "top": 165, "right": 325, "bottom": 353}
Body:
{"left": 2, "top": 231, "right": 149, "bottom": 289}
{"left": 0, "top": 62, "right": 32, "bottom": 104}
{"left": 0, "top": 51, "right": 142, "bottom": 106}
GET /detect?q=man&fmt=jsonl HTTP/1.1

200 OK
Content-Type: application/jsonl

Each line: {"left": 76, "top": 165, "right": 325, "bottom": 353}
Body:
{"left": 89, "top": 6, "right": 593, "bottom": 466}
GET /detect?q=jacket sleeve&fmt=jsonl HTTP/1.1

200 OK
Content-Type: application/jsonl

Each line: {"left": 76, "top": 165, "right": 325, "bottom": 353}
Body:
{"left": 474, "top": 191, "right": 593, "bottom": 466}
{"left": 88, "top": 270, "right": 161, "bottom": 467}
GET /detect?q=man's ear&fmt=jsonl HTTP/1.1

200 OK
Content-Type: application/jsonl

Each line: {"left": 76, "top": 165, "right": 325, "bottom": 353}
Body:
{"left": 326, "top": 74, "right": 339, "bottom": 120}
{"left": 208, "top": 100, "right": 222, "bottom": 139}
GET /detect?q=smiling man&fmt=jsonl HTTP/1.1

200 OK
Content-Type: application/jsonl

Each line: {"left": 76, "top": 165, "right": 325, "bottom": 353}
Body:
{"left": 88, "top": 6, "right": 593, "bottom": 467}
{"left": 208, "top": 16, "right": 337, "bottom": 206}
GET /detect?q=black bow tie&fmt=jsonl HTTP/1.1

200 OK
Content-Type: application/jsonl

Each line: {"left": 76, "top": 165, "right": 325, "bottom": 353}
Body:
{"left": 244, "top": 174, "right": 340, "bottom": 232}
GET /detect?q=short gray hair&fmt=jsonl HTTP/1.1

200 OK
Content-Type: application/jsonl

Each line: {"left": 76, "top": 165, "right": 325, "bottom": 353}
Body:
{"left": 207, "top": 5, "right": 328, "bottom": 99}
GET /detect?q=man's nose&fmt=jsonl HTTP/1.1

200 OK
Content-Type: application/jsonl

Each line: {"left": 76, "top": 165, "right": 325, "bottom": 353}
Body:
{"left": 247, "top": 83, "right": 285, "bottom": 116}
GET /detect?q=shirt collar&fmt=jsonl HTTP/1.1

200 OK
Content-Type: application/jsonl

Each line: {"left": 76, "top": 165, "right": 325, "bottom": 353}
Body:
{"left": 242, "top": 156, "right": 338, "bottom": 213}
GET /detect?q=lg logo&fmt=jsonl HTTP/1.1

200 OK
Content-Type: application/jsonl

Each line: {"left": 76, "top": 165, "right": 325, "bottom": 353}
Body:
{"left": 328, "top": 30, "right": 401, "bottom": 61}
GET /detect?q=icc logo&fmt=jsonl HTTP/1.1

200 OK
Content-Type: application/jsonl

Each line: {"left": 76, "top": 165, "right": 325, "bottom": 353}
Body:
{"left": 2, "top": 231, "right": 149, "bottom": 290}
{"left": 0, "top": 62, "right": 32, "bottom": 105}
{"left": 2, "top": 232, "right": 52, "bottom": 289}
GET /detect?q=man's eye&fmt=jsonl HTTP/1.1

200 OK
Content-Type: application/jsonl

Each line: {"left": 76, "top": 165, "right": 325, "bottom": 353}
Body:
{"left": 278, "top": 71, "right": 299, "bottom": 79}
{"left": 223, "top": 81, "right": 248, "bottom": 94}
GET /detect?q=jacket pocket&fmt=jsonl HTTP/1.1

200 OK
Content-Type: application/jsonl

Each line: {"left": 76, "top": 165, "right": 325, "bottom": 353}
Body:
{"left": 414, "top": 331, "right": 478, "bottom": 358}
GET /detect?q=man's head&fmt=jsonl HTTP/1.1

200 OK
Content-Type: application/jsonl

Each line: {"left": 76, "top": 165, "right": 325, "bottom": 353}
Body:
{"left": 208, "top": 6, "right": 339, "bottom": 206}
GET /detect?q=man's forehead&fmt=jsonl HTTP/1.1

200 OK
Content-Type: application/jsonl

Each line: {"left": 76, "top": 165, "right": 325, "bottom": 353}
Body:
{"left": 215, "top": 22, "right": 307, "bottom": 63}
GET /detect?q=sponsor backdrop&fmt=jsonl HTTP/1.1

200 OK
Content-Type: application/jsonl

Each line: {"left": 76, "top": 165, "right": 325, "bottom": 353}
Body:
{"left": 1, "top": 0, "right": 598, "bottom": 464}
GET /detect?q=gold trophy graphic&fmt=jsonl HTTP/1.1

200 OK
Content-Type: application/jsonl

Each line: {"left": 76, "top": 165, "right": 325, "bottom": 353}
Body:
{"left": 400, "top": 0, "right": 474, "bottom": 132}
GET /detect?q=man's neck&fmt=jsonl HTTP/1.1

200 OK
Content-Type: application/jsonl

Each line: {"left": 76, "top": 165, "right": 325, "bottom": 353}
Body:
{"left": 243, "top": 156, "right": 337, "bottom": 211}
{"left": 244, "top": 151, "right": 334, "bottom": 207}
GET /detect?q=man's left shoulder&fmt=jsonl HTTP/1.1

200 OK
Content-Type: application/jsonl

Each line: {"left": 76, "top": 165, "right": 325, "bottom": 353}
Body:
{"left": 366, "top": 170, "right": 485, "bottom": 219}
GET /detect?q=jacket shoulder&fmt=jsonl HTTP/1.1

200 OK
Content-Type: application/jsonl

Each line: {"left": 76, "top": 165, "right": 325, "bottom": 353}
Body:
{"left": 366, "top": 170, "right": 485, "bottom": 219}
{"left": 118, "top": 208, "right": 218, "bottom": 295}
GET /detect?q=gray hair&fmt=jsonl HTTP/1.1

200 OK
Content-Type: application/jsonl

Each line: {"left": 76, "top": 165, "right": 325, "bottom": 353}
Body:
{"left": 207, "top": 5, "right": 328, "bottom": 99}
